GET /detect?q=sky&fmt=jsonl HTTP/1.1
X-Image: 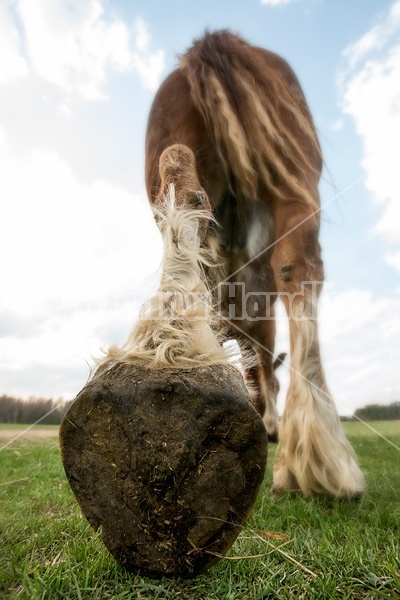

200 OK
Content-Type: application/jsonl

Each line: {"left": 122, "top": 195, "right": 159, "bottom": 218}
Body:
{"left": 0, "top": 0, "right": 399, "bottom": 416}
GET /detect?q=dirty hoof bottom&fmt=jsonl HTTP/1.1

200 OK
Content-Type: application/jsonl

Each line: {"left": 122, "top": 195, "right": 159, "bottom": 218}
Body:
{"left": 60, "top": 362, "right": 268, "bottom": 578}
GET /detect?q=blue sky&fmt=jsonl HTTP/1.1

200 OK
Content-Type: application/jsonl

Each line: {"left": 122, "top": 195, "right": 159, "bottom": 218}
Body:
{"left": 0, "top": 0, "right": 399, "bottom": 415}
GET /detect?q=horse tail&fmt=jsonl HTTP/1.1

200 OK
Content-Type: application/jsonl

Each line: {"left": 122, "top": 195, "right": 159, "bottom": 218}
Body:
{"left": 180, "top": 30, "right": 322, "bottom": 209}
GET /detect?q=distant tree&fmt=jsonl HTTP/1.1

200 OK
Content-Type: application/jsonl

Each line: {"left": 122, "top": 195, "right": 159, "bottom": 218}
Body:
{"left": 0, "top": 395, "right": 70, "bottom": 424}
{"left": 354, "top": 402, "right": 400, "bottom": 421}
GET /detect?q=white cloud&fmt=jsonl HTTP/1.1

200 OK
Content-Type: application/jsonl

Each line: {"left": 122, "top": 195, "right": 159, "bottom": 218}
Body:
{"left": 273, "top": 285, "right": 400, "bottom": 416}
{"left": 0, "top": 145, "right": 162, "bottom": 311}
{"left": 385, "top": 251, "right": 400, "bottom": 271}
{"left": 131, "top": 17, "right": 165, "bottom": 91}
{"left": 12, "top": 0, "right": 164, "bottom": 99}
{"left": 340, "top": 1, "right": 400, "bottom": 270}
{"left": 330, "top": 118, "right": 344, "bottom": 132}
{"left": 0, "top": 128, "right": 163, "bottom": 398}
{"left": 342, "top": 1, "right": 400, "bottom": 71}
{"left": 0, "top": 3, "right": 28, "bottom": 84}
{"left": 0, "top": 1, "right": 166, "bottom": 399}
{"left": 134, "top": 16, "right": 151, "bottom": 52}
{"left": 0, "top": 123, "right": 8, "bottom": 155}
{"left": 319, "top": 286, "right": 400, "bottom": 413}
{"left": 260, "top": 0, "right": 296, "bottom": 6}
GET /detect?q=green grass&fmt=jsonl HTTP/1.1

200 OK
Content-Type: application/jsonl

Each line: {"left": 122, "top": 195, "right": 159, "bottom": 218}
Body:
{"left": 0, "top": 422, "right": 399, "bottom": 599}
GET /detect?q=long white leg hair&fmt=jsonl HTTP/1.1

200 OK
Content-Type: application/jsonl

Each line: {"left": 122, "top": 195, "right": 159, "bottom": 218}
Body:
{"left": 273, "top": 302, "right": 366, "bottom": 498}
{"left": 96, "top": 184, "right": 234, "bottom": 371}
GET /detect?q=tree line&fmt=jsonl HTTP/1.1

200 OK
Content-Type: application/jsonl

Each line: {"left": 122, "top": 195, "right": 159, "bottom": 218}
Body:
{"left": 0, "top": 395, "right": 71, "bottom": 425}
{"left": 353, "top": 401, "right": 400, "bottom": 422}
{"left": 0, "top": 395, "right": 399, "bottom": 425}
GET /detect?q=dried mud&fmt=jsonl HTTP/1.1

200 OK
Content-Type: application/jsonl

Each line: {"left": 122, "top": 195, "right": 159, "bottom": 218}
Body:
{"left": 60, "top": 362, "right": 268, "bottom": 578}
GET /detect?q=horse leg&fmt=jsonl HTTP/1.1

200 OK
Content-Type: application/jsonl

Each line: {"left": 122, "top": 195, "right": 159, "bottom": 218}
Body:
{"left": 244, "top": 314, "right": 287, "bottom": 441}
{"left": 237, "top": 316, "right": 280, "bottom": 441}
{"left": 270, "top": 201, "right": 365, "bottom": 498}
{"left": 221, "top": 257, "right": 281, "bottom": 440}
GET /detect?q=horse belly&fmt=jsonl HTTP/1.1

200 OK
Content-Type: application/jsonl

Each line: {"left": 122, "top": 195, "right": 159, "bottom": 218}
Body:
{"left": 212, "top": 197, "right": 276, "bottom": 322}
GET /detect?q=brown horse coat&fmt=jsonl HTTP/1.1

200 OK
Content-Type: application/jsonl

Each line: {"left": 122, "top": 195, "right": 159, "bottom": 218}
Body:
{"left": 145, "top": 31, "right": 365, "bottom": 498}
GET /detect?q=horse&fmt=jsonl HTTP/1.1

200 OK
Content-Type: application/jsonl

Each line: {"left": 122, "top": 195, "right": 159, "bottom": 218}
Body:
{"left": 144, "top": 30, "right": 365, "bottom": 498}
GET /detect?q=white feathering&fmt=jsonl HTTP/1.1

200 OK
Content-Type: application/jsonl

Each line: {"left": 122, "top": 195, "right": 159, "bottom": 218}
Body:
{"left": 97, "top": 184, "right": 235, "bottom": 370}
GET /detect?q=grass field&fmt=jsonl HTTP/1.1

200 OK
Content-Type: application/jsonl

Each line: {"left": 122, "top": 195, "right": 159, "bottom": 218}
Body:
{"left": 0, "top": 421, "right": 399, "bottom": 599}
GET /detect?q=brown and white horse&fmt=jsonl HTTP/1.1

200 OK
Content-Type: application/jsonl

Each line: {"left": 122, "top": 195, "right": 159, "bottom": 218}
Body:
{"left": 144, "top": 30, "right": 365, "bottom": 498}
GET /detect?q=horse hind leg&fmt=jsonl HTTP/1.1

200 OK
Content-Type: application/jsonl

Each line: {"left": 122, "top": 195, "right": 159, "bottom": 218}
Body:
{"left": 243, "top": 325, "right": 286, "bottom": 443}
{"left": 243, "top": 356, "right": 279, "bottom": 445}
{"left": 219, "top": 198, "right": 284, "bottom": 441}
{"left": 155, "top": 144, "right": 213, "bottom": 242}
{"left": 270, "top": 202, "right": 365, "bottom": 498}
{"left": 158, "top": 145, "right": 210, "bottom": 209}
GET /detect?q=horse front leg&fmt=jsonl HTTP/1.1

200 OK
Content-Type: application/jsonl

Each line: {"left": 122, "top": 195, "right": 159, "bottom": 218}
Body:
{"left": 270, "top": 203, "right": 365, "bottom": 498}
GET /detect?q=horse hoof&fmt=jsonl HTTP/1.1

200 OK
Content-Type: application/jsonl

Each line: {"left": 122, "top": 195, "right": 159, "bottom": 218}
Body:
{"left": 60, "top": 362, "right": 268, "bottom": 578}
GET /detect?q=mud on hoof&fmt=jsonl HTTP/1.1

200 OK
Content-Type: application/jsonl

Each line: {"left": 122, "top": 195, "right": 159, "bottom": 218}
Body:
{"left": 60, "top": 362, "right": 268, "bottom": 578}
